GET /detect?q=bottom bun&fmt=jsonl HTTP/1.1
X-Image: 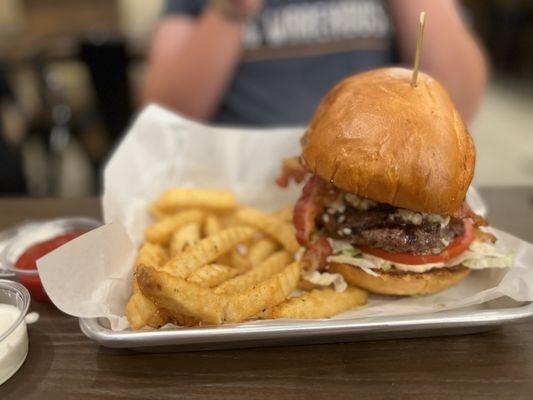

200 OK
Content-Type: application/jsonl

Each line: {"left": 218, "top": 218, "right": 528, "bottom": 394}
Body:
{"left": 329, "top": 263, "right": 471, "bottom": 296}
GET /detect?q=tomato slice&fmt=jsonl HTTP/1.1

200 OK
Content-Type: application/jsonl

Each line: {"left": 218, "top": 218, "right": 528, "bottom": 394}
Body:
{"left": 359, "top": 219, "right": 475, "bottom": 265}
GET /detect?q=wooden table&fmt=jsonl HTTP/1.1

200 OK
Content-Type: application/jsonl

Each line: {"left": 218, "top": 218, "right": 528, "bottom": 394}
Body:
{"left": 2, "top": 188, "right": 533, "bottom": 399}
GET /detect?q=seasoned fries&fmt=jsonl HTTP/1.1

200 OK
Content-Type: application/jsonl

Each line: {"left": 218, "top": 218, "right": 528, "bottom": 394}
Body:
{"left": 187, "top": 263, "right": 240, "bottom": 288}
{"left": 272, "top": 206, "right": 294, "bottom": 223}
{"left": 224, "top": 261, "right": 301, "bottom": 323}
{"left": 247, "top": 238, "right": 278, "bottom": 266}
{"left": 169, "top": 222, "right": 201, "bottom": 256}
{"left": 134, "top": 242, "right": 168, "bottom": 276}
{"left": 137, "top": 261, "right": 301, "bottom": 325}
{"left": 125, "top": 186, "right": 368, "bottom": 330}
{"left": 137, "top": 265, "right": 226, "bottom": 324}
{"left": 145, "top": 209, "right": 204, "bottom": 245}
{"left": 261, "top": 287, "right": 368, "bottom": 320}
{"left": 214, "top": 251, "right": 291, "bottom": 295}
{"left": 236, "top": 207, "right": 300, "bottom": 253}
{"left": 161, "top": 226, "right": 255, "bottom": 278}
{"left": 126, "top": 242, "right": 170, "bottom": 329}
{"left": 203, "top": 213, "right": 222, "bottom": 236}
{"left": 156, "top": 188, "right": 237, "bottom": 212}
{"left": 126, "top": 293, "right": 169, "bottom": 329}
{"left": 149, "top": 203, "right": 168, "bottom": 220}
{"left": 229, "top": 249, "right": 252, "bottom": 272}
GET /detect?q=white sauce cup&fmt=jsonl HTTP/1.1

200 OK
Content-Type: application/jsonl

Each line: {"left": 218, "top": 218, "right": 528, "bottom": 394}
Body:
{"left": 0, "top": 280, "right": 31, "bottom": 385}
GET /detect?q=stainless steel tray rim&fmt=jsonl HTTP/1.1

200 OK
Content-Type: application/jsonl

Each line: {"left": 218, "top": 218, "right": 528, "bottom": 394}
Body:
{"left": 79, "top": 301, "right": 533, "bottom": 349}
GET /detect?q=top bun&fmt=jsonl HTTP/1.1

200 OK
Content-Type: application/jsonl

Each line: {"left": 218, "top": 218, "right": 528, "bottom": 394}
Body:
{"left": 301, "top": 67, "right": 476, "bottom": 216}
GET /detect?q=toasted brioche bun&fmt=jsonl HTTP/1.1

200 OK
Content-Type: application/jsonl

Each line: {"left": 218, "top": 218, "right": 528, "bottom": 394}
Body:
{"left": 301, "top": 67, "right": 476, "bottom": 216}
{"left": 329, "top": 262, "right": 471, "bottom": 296}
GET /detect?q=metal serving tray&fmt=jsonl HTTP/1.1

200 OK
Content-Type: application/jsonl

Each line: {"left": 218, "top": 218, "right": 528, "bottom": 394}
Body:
{"left": 78, "top": 187, "right": 527, "bottom": 352}
{"left": 80, "top": 298, "right": 533, "bottom": 352}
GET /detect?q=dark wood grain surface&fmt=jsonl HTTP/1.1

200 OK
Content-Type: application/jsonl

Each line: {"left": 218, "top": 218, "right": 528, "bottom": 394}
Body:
{"left": 1, "top": 188, "right": 533, "bottom": 400}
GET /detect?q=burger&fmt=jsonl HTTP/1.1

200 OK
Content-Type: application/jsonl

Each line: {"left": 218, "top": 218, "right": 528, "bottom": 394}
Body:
{"left": 280, "top": 67, "right": 512, "bottom": 296}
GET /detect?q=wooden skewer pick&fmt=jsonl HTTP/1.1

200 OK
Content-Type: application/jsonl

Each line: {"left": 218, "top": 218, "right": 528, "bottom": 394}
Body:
{"left": 411, "top": 11, "right": 426, "bottom": 87}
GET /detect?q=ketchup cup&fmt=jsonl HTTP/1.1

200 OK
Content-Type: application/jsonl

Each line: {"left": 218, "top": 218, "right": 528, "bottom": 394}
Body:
{"left": 0, "top": 218, "right": 100, "bottom": 303}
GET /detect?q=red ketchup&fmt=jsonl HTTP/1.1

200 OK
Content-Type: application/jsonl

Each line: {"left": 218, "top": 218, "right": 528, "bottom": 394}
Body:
{"left": 15, "top": 231, "right": 87, "bottom": 302}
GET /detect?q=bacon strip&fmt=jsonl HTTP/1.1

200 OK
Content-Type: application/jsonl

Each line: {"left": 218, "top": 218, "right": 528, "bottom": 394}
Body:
{"left": 302, "top": 236, "right": 333, "bottom": 272}
{"left": 276, "top": 157, "right": 308, "bottom": 188}
{"left": 454, "top": 202, "right": 488, "bottom": 227}
{"left": 293, "top": 175, "right": 337, "bottom": 246}
{"left": 475, "top": 228, "right": 497, "bottom": 243}
{"left": 294, "top": 190, "right": 320, "bottom": 246}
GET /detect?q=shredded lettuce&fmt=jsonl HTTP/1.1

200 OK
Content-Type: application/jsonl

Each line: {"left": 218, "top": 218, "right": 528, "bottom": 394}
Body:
{"left": 342, "top": 248, "right": 360, "bottom": 257}
{"left": 380, "top": 262, "right": 393, "bottom": 271}
{"left": 462, "top": 255, "right": 514, "bottom": 269}
{"left": 327, "top": 239, "right": 361, "bottom": 257}
{"left": 326, "top": 238, "right": 514, "bottom": 276}
{"left": 469, "top": 240, "right": 512, "bottom": 258}
{"left": 459, "top": 241, "right": 514, "bottom": 269}
{"left": 327, "top": 255, "right": 381, "bottom": 276}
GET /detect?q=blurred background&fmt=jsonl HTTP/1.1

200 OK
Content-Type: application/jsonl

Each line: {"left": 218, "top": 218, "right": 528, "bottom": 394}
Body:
{"left": 0, "top": 0, "right": 531, "bottom": 197}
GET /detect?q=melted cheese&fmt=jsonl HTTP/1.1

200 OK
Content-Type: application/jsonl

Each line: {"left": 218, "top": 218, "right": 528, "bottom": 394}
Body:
{"left": 344, "top": 193, "right": 376, "bottom": 211}
{"left": 389, "top": 208, "right": 450, "bottom": 228}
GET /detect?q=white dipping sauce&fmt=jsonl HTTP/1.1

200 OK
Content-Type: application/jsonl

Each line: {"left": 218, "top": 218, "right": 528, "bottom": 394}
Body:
{"left": 0, "top": 304, "right": 28, "bottom": 385}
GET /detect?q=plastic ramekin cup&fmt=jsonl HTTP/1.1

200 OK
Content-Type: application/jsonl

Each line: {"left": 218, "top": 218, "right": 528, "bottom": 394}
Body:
{"left": 0, "top": 217, "right": 100, "bottom": 302}
{"left": 0, "top": 279, "right": 31, "bottom": 385}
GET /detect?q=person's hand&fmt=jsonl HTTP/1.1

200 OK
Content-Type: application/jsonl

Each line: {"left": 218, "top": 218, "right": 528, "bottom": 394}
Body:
{"left": 211, "top": 0, "right": 265, "bottom": 21}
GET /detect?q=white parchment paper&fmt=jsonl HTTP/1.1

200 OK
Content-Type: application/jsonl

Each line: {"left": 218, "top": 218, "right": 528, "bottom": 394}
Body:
{"left": 37, "top": 105, "right": 533, "bottom": 331}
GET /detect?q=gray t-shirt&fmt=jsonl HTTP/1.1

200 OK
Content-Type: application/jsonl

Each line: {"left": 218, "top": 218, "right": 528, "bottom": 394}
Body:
{"left": 165, "top": 0, "right": 396, "bottom": 126}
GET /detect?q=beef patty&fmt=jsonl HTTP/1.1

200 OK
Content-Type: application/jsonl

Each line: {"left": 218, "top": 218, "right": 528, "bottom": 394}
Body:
{"left": 320, "top": 204, "right": 465, "bottom": 254}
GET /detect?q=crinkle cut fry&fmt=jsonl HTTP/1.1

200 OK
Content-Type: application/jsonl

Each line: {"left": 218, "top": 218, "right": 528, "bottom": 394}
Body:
{"left": 224, "top": 261, "right": 301, "bottom": 323}
{"left": 230, "top": 249, "right": 252, "bottom": 272}
{"left": 187, "top": 263, "right": 240, "bottom": 288}
{"left": 247, "top": 238, "right": 278, "bottom": 266}
{"left": 236, "top": 207, "right": 300, "bottom": 253}
{"left": 145, "top": 209, "right": 204, "bottom": 246}
{"left": 137, "top": 265, "right": 226, "bottom": 324}
{"left": 272, "top": 206, "right": 294, "bottom": 223}
{"left": 213, "top": 251, "right": 291, "bottom": 295}
{"left": 128, "top": 243, "right": 200, "bottom": 329}
{"left": 134, "top": 243, "right": 168, "bottom": 277}
{"left": 157, "top": 188, "right": 237, "bottom": 212}
{"left": 161, "top": 226, "right": 256, "bottom": 279}
{"left": 137, "top": 261, "right": 301, "bottom": 325}
{"left": 261, "top": 287, "right": 368, "bottom": 320}
{"left": 169, "top": 222, "right": 201, "bottom": 257}
{"left": 127, "top": 243, "right": 169, "bottom": 329}
{"left": 203, "top": 213, "right": 222, "bottom": 236}
{"left": 126, "top": 292, "right": 168, "bottom": 329}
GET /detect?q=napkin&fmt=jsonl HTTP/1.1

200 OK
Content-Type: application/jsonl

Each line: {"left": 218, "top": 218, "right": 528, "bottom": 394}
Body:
{"left": 37, "top": 105, "right": 533, "bottom": 330}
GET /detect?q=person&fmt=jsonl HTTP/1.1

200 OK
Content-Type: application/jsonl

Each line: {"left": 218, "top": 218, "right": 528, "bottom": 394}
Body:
{"left": 143, "top": 0, "right": 487, "bottom": 126}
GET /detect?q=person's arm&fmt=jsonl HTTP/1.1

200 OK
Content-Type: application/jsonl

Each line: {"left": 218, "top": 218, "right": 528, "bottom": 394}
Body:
{"left": 388, "top": 0, "right": 488, "bottom": 123}
{"left": 143, "top": 1, "right": 263, "bottom": 121}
